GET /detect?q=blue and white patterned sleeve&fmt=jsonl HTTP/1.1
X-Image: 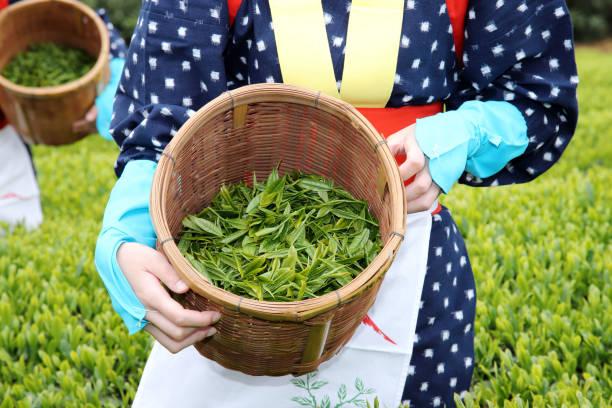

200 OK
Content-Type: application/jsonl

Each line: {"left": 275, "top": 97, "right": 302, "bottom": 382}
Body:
{"left": 110, "top": 0, "right": 231, "bottom": 177}
{"left": 447, "top": 0, "right": 578, "bottom": 187}
{"left": 96, "top": 9, "right": 128, "bottom": 60}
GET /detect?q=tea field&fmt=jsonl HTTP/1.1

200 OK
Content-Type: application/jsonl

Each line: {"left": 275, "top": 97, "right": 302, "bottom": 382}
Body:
{"left": 0, "top": 48, "right": 610, "bottom": 407}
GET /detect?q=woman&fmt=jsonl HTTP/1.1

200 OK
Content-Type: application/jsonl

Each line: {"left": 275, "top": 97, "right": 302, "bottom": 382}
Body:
{"left": 0, "top": 1, "right": 126, "bottom": 230}
{"left": 95, "top": 0, "right": 578, "bottom": 406}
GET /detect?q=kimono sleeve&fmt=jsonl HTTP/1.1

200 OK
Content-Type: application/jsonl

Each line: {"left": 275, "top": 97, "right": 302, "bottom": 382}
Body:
{"left": 110, "top": 0, "right": 231, "bottom": 177}
{"left": 447, "top": 0, "right": 578, "bottom": 187}
{"left": 96, "top": 9, "right": 128, "bottom": 60}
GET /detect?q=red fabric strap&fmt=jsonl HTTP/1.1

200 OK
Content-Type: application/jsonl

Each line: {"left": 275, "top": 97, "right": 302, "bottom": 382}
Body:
{"left": 228, "top": 0, "right": 241, "bottom": 26}
{"left": 357, "top": 103, "right": 443, "bottom": 139}
{"left": 431, "top": 202, "right": 442, "bottom": 215}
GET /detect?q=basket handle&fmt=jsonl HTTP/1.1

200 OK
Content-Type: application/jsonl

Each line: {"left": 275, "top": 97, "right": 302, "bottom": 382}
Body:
{"left": 233, "top": 104, "right": 248, "bottom": 128}
{"left": 376, "top": 165, "right": 389, "bottom": 201}
{"left": 301, "top": 320, "right": 332, "bottom": 364}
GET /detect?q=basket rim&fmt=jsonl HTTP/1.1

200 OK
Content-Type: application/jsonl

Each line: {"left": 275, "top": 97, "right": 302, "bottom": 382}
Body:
{"left": 0, "top": 0, "right": 110, "bottom": 97}
{"left": 151, "top": 83, "right": 407, "bottom": 322}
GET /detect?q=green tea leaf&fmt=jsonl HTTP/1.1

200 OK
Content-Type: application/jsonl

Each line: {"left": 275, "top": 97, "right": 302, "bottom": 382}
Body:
{"left": 178, "top": 169, "right": 382, "bottom": 301}
{"left": 349, "top": 229, "right": 370, "bottom": 255}
{"left": 191, "top": 217, "right": 224, "bottom": 237}
{"left": 298, "top": 178, "right": 331, "bottom": 192}
{"left": 220, "top": 229, "right": 247, "bottom": 245}
{"left": 246, "top": 192, "right": 262, "bottom": 214}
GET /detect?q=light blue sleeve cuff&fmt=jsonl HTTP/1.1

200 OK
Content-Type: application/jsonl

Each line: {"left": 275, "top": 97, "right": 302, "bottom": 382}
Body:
{"left": 95, "top": 58, "right": 125, "bottom": 140}
{"left": 415, "top": 100, "right": 528, "bottom": 193}
{"left": 94, "top": 159, "right": 157, "bottom": 334}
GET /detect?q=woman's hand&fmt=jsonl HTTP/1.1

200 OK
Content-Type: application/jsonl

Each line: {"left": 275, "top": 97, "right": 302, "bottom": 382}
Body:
{"left": 72, "top": 104, "right": 98, "bottom": 135}
{"left": 117, "top": 242, "right": 220, "bottom": 353}
{"left": 386, "top": 124, "right": 441, "bottom": 213}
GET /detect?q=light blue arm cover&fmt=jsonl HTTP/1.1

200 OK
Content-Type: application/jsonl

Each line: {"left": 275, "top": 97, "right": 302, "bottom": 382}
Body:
{"left": 95, "top": 57, "right": 125, "bottom": 140}
{"left": 94, "top": 159, "right": 157, "bottom": 334}
{"left": 415, "top": 100, "right": 528, "bottom": 193}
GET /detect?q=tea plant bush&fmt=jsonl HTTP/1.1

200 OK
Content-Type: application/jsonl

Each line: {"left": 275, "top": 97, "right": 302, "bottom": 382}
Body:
{"left": 80, "top": 0, "right": 141, "bottom": 43}
{"left": 566, "top": 0, "right": 612, "bottom": 42}
{"left": 447, "top": 48, "right": 612, "bottom": 407}
{"left": 0, "top": 137, "right": 149, "bottom": 407}
{"left": 0, "top": 48, "right": 609, "bottom": 407}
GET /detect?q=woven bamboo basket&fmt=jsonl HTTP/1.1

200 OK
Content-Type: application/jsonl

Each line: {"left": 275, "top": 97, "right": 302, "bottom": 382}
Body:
{"left": 151, "top": 84, "right": 407, "bottom": 376}
{"left": 0, "top": 0, "right": 109, "bottom": 145}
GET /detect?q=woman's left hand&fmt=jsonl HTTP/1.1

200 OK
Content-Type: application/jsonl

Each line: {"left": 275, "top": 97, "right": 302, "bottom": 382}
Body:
{"left": 72, "top": 104, "right": 98, "bottom": 135}
{"left": 386, "top": 124, "right": 441, "bottom": 213}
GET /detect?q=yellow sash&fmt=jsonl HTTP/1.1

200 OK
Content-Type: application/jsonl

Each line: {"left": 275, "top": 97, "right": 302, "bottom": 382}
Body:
{"left": 268, "top": 0, "right": 404, "bottom": 108}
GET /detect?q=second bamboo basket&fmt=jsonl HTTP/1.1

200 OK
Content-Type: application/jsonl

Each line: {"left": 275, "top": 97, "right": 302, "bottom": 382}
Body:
{"left": 150, "top": 83, "right": 406, "bottom": 376}
{"left": 0, "top": 0, "right": 109, "bottom": 145}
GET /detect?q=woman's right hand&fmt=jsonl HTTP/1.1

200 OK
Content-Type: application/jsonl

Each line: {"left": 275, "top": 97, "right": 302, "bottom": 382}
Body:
{"left": 117, "top": 242, "right": 220, "bottom": 353}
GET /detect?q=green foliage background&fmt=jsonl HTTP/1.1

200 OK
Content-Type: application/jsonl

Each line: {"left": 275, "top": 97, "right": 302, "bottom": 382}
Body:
{"left": 0, "top": 49, "right": 610, "bottom": 407}
{"left": 80, "top": 0, "right": 141, "bottom": 44}
{"left": 565, "top": 0, "right": 612, "bottom": 43}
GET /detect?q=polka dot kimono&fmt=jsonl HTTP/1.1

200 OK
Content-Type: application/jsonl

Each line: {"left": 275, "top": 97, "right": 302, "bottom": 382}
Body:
{"left": 109, "top": 0, "right": 578, "bottom": 406}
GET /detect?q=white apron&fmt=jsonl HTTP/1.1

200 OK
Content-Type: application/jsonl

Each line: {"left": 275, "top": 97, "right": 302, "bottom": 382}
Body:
{"left": 133, "top": 202, "right": 434, "bottom": 407}
{"left": 0, "top": 124, "right": 43, "bottom": 231}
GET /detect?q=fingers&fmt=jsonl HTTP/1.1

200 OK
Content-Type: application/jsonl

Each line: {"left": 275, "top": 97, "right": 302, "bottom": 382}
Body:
{"left": 72, "top": 118, "right": 96, "bottom": 135}
{"left": 72, "top": 119, "right": 87, "bottom": 134}
{"left": 142, "top": 278, "right": 221, "bottom": 327}
{"left": 85, "top": 105, "right": 98, "bottom": 122}
{"left": 145, "top": 324, "right": 216, "bottom": 354}
{"left": 116, "top": 242, "right": 222, "bottom": 353}
{"left": 72, "top": 105, "right": 97, "bottom": 135}
{"left": 145, "top": 310, "right": 219, "bottom": 341}
{"left": 404, "top": 160, "right": 433, "bottom": 202}
{"left": 406, "top": 182, "right": 441, "bottom": 214}
{"left": 398, "top": 146, "right": 426, "bottom": 182}
{"left": 145, "top": 248, "right": 191, "bottom": 293}
{"left": 386, "top": 127, "right": 409, "bottom": 156}
{"left": 119, "top": 242, "right": 189, "bottom": 294}
{"left": 118, "top": 243, "right": 220, "bottom": 326}
{"left": 145, "top": 311, "right": 202, "bottom": 341}
{"left": 385, "top": 125, "right": 426, "bottom": 182}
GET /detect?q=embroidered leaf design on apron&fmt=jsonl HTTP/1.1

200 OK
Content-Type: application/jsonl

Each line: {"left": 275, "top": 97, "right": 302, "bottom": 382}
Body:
{"left": 290, "top": 371, "right": 377, "bottom": 408}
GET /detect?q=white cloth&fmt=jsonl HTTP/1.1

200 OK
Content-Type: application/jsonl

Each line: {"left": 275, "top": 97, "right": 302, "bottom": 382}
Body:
{"left": 0, "top": 125, "right": 42, "bottom": 231}
{"left": 133, "top": 203, "right": 434, "bottom": 408}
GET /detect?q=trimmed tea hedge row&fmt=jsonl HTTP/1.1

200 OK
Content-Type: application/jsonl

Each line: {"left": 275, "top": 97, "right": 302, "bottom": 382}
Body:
{"left": 0, "top": 49, "right": 609, "bottom": 407}
{"left": 0, "top": 137, "right": 150, "bottom": 407}
{"left": 449, "top": 49, "right": 612, "bottom": 407}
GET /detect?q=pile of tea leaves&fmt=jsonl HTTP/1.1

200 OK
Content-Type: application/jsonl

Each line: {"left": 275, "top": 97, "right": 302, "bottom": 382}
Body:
{"left": 2, "top": 42, "right": 95, "bottom": 87}
{"left": 178, "top": 169, "right": 383, "bottom": 302}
